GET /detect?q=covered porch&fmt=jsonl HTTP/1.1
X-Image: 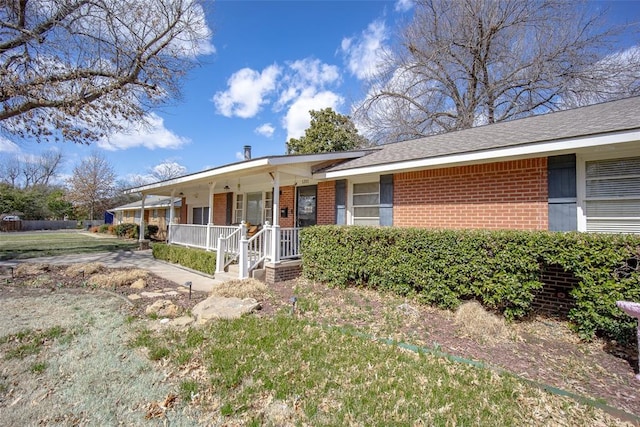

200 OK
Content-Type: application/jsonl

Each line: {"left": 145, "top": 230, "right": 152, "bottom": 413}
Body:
{"left": 125, "top": 149, "right": 367, "bottom": 280}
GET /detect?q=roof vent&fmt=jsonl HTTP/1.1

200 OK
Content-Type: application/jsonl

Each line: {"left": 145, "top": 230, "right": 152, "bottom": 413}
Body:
{"left": 243, "top": 145, "right": 251, "bottom": 160}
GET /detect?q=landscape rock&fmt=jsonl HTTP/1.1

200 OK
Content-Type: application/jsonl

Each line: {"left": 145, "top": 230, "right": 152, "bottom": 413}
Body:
{"left": 130, "top": 278, "right": 146, "bottom": 289}
{"left": 140, "top": 291, "right": 164, "bottom": 298}
{"left": 145, "top": 299, "right": 179, "bottom": 318}
{"left": 171, "top": 316, "right": 195, "bottom": 328}
{"left": 192, "top": 296, "right": 261, "bottom": 325}
{"left": 127, "top": 294, "right": 142, "bottom": 301}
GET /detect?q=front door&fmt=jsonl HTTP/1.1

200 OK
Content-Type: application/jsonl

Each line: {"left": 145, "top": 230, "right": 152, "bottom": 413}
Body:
{"left": 296, "top": 185, "right": 317, "bottom": 227}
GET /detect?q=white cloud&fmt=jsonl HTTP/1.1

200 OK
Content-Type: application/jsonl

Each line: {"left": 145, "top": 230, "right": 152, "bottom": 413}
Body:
{"left": 394, "top": 0, "right": 413, "bottom": 12}
{"left": 0, "top": 136, "right": 20, "bottom": 153}
{"left": 97, "top": 113, "right": 190, "bottom": 151}
{"left": 213, "top": 65, "right": 281, "bottom": 118}
{"left": 255, "top": 123, "right": 275, "bottom": 138}
{"left": 235, "top": 151, "right": 245, "bottom": 161}
{"left": 214, "top": 57, "right": 344, "bottom": 140}
{"left": 341, "top": 20, "right": 388, "bottom": 81}
{"left": 276, "top": 59, "right": 341, "bottom": 108}
{"left": 283, "top": 89, "right": 343, "bottom": 140}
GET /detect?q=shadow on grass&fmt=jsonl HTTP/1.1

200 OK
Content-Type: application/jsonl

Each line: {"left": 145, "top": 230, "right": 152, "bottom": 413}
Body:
{"left": 0, "top": 242, "right": 139, "bottom": 261}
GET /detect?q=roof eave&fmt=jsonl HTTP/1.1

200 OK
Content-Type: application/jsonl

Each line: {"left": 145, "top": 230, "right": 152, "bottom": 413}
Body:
{"left": 318, "top": 128, "right": 640, "bottom": 179}
{"left": 125, "top": 150, "right": 373, "bottom": 194}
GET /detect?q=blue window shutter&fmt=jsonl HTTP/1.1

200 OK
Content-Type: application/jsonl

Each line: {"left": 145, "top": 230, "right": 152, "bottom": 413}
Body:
{"left": 335, "top": 180, "right": 346, "bottom": 225}
{"left": 548, "top": 154, "right": 577, "bottom": 231}
{"left": 380, "top": 174, "right": 393, "bottom": 226}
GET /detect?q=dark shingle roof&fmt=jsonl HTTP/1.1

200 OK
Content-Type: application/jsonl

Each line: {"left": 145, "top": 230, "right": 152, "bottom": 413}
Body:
{"left": 327, "top": 96, "right": 640, "bottom": 172}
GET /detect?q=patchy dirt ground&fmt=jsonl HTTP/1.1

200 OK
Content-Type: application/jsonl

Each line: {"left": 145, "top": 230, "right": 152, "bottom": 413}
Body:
{"left": 1, "top": 262, "right": 639, "bottom": 425}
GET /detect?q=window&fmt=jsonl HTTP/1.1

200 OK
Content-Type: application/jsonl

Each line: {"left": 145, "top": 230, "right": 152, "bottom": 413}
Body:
{"left": 352, "top": 182, "right": 380, "bottom": 226}
{"left": 584, "top": 156, "right": 640, "bottom": 233}
{"left": 152, "top": 209, "right": 158, "bottom": 219}
{"left": 234, "top": 191, "right": 273, "bottom": 225}
{"left": 264, "top": 191, "right": 273, "bottom": 224}
{"left": 192, "top": 207, "right": 210, "bottom": 225}
{"left": 246, "top": 192, "right": 263, "bottom": 225}
{"left": 234, "top": 194, "right": 244, "bottom": 223}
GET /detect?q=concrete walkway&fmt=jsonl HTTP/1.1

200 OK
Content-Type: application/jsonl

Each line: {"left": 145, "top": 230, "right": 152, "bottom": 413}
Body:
{"left": 0, "top": 249, "right": 237, "bottom": 293}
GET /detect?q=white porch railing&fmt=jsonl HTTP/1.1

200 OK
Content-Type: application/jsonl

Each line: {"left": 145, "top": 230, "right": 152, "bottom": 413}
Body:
{"left": 168, "top": 222, "right": 302, "bottom": 279}
{"left": 170, "top": 224, "right": 207, "bottom": 249}
{"left": 280, "top": 227, "right": 300, "bottom": 260}
{"left": 169, "top": 224, "right": 237, "bottom": 251}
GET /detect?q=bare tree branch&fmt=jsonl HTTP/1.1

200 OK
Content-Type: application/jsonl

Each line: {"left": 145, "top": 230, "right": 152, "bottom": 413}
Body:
{"left": 355, "top": 0, "right": 640, "bottom": 144}
{"left": 0, "top": 0, "right": 212, "bottom": 143}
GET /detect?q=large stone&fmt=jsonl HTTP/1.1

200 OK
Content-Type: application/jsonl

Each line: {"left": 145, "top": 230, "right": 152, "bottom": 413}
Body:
{"left": 171, "top": 316, "right": 195, "bottom": 328}
{"left": 145, "top": 299, "right": 179, "bottom": 318}
{"left": 192, "top": 296, "right": 261, "bottom": 325}
{"left": 140, "top": 291, "right": 164, "bottom": 298}
{"left": 130, "top": 278, "right": 146, "bottom": 289}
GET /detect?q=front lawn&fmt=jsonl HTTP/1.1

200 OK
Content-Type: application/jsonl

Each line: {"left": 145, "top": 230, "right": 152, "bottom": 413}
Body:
{"left": 0, "top": 231, "right": 138, "bottom": 260}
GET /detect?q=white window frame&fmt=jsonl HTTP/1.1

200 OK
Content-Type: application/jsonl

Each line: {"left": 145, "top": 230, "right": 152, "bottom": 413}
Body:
{"left": 234, "top": 191, "right": 273, "bottom": 225}
{"left": 350, "top": 180, "right": 380, "bottom": 226}
{"left": 577, "top": 148, "right": 640, "bottom": 233}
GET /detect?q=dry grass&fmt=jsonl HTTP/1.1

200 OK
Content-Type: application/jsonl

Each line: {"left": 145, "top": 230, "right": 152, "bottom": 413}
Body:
{"left": 63, "top": 262, "right": 105, "bottom": 277}
{"left": 209, "top": 278, "right": 270, "bottom": 300}
{"left": 454, "top": 300, "right": 513, "bottom": 344}
{"left": 14, "top": 263, "right": 51, "bottom": 276}
{"left": 87, "top": 268, "right": 148, "bottom": 288}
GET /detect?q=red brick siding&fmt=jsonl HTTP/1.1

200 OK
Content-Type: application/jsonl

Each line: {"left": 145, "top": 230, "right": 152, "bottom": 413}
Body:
{"left": 317, "top": 181, "right": 336, "bottom": 225}
{"left": 213, "top": 193, "right": 228, "bottom": 224}
{"left": 279, "top": 186, "right": 295, "bottom": 228}
{"left": 533, "top": 264, "right": 579, "bottom": 318}
{"left": 180, "top": 198, "right": 187, "bottom": 224}
{"left": 265, "top": 261, "right": 303, "bottom": 284}
{"left": 394, "top": 158, "right": 548, "bottom": 230}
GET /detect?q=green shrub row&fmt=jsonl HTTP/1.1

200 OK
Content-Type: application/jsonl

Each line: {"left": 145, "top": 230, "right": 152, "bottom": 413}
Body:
{"left": 300, "top": 226, "right": 640, "bottom": 343}
{"left": 152, "top": 243, "right": 217, "bottom": 276}
{"left": 113, "top": 223, "right": 159, "bottom": 239}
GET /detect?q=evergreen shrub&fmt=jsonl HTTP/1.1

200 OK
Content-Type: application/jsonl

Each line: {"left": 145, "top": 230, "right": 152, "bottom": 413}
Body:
{"left": 152, "top": 243, "right": 217, "bottom": 275}
{"left": 300, "top": 226, "right": 640, "bottom": 343}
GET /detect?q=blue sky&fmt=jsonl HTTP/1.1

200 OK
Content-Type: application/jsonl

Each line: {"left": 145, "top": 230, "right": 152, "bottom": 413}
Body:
{"left": 1, "top": 0, "right": 639, "bottom": 186}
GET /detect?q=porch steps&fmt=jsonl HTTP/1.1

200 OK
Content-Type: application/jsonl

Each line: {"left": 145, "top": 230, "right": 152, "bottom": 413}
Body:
{"left": 216, "top": 263, "right": 265, "bottom": 282}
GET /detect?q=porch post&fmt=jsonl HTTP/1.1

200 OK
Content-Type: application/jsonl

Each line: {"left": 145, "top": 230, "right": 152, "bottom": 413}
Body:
{"left": 138, "top": 193, "right": 146, "bottom": 243}
{"left": 206, "top": 181, "right": 216, "bottom": 251}
{"left": 239, "top": 221, "right": 248, "bottom": 279}
{"left": 168, "top": 189, "right": 176, "bottom": 243}
{"left": 271, "top": 171, "right": 280, "bottom": 262}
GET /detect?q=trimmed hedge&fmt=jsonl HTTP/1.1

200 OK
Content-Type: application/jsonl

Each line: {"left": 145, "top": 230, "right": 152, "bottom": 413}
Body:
{"left": 152, "top": 243, "right": 217, "bottom": 276}
{"left": 300, "top": 226, "right": 640, "bottom": 343}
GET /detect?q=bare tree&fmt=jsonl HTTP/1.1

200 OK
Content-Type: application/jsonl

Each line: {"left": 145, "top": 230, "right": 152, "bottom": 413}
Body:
{"left": 66, "top": 151, "right": 116, "bottom": 220}
{"left": 355, "top": 0, "right": 640, "bottom": 143}
{"left": 0, "top": 0, "right": 212, "bottom": 143}
{"left": 0, "top": 150, "right": 63, "bottom": 188}
{"left": 0, "top": 154, "right": 21, "bottom": 186}
{"left": 150, "top": 160, "right": 187, "bottom": 181}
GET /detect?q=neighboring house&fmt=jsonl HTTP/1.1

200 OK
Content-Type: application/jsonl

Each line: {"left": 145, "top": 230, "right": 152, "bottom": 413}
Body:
{"left": 126, "top": 96, "right": 640, "bottom": 280}
{"left": 109, "top": 196, "right": 181, "bottom": 240}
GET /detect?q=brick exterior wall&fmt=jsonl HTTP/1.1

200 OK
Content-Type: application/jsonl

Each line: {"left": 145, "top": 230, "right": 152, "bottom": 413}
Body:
{"left": 279, "top": 186, "right": 295, "bottom": 228}
{"left": 213, "top": 193, "right": 228, "bottom": 225}
{"left": 180, "top": 198, "right": 187, "bottom": 224}
{"left": 265, "top": 260, "right": 303, "bottom": 284}
{"left": 317, "top": 181, "right": 336, "bottom": 225}
{"left": 394, "top": 158, "right": 549, "bottom": 230}
{"left": 533, "top": 264, "right": 579, "bottom": 318}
